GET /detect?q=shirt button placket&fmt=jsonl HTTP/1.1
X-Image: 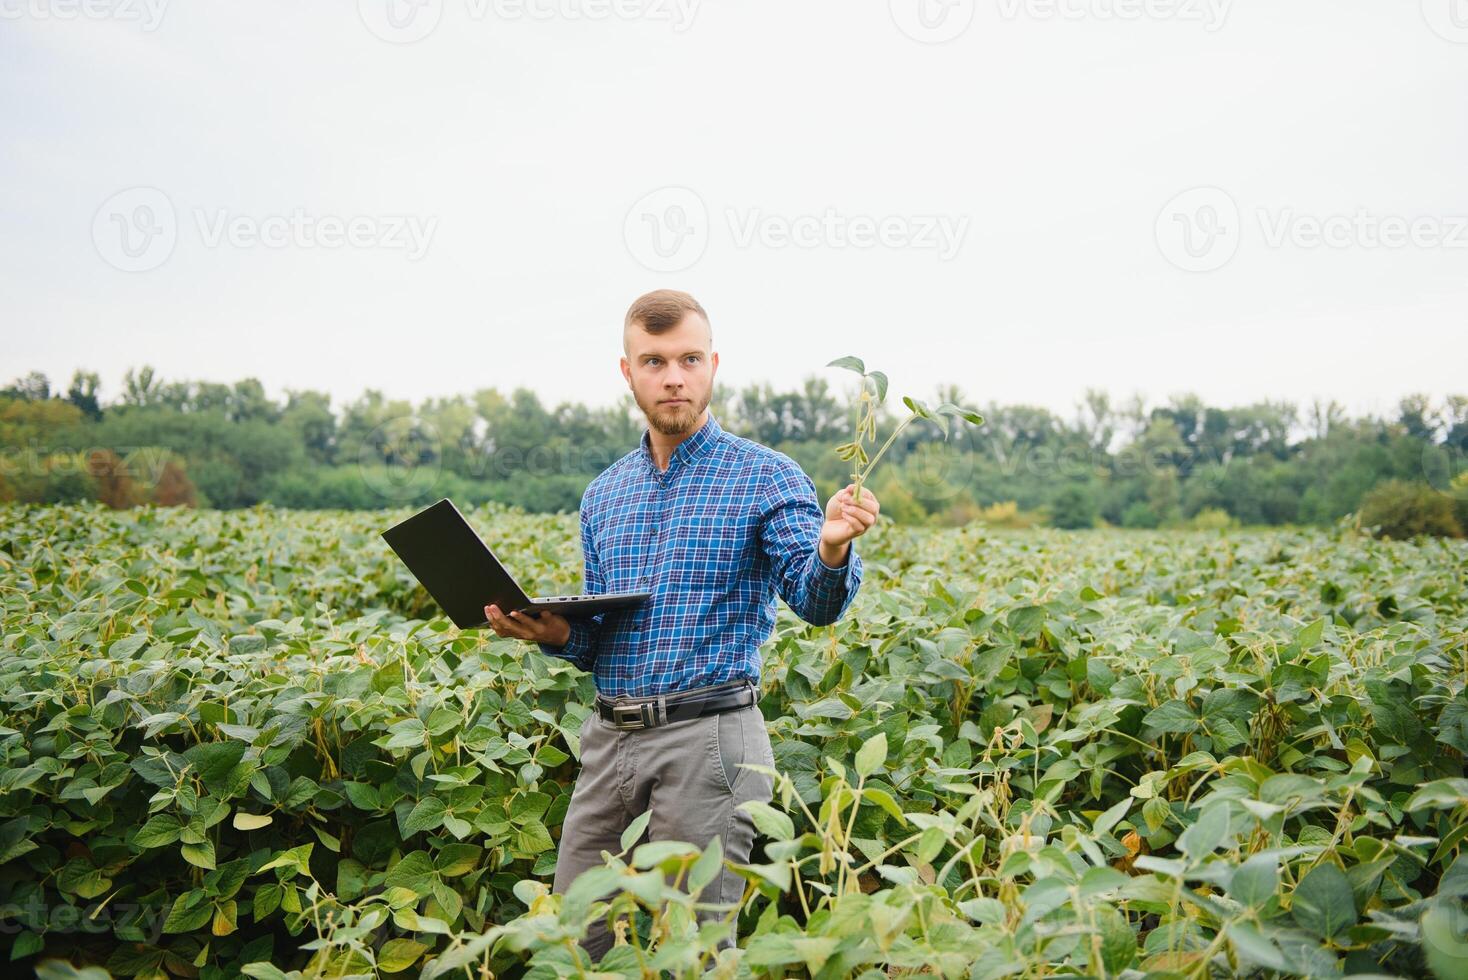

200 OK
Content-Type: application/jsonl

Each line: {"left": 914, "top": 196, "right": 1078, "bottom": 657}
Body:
{"left": 642, "top": 476, "right": 664, "bottom": 592}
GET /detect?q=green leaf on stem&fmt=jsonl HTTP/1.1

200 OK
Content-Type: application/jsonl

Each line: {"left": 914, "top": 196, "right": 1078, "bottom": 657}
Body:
{"left": 620, "top": 809, "right": 652, "bottom": 853}
{"left": 867, "top": 371, "right": 888, "bottom": 402}
{"left": 1291, "top": 862, "right": 1356, "bottom": 939}
{"left": 937, "top": 403, "right": 985, "bottom": 427}
{"left": 855, "top": 732, "right": 887, "bottom": 778}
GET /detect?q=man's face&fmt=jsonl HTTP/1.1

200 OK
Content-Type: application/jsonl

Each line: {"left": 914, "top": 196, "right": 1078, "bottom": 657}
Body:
{"left": 621, "top": 313, "right": 718, "bottom": 436}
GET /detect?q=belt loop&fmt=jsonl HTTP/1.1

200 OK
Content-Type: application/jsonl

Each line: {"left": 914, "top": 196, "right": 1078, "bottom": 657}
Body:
{"left": 656, "top": 694, "right": 667, "bottom": 727}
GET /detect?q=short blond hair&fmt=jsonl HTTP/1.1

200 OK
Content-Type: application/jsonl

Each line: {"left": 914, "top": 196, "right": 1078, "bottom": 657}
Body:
{"left": 624, "top": 289, "right": 710, "bottom": 338}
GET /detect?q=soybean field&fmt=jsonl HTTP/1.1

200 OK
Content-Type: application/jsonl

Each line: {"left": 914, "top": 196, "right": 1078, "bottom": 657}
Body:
{"left": 2, "top": 502, "right": 1467, "bottom": 979}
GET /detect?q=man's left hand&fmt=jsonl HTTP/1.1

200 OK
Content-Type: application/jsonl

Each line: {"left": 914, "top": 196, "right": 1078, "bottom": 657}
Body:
{"left": 821, "top": 484, "right": 880, "bottom": 549}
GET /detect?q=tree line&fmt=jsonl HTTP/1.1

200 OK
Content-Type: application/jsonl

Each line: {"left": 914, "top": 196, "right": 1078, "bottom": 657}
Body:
{"left": 2, "top": 367, "right": 1465, "bottom": 533}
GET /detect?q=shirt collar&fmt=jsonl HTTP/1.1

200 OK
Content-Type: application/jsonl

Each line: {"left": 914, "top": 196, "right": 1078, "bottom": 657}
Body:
{"left": 640, "top": 410, "right": 721, "bottom": 477}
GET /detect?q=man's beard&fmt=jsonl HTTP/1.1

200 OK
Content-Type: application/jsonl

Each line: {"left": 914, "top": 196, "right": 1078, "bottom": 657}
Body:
{"left": 637, "top": 391, "right": 706, "bottom": 436}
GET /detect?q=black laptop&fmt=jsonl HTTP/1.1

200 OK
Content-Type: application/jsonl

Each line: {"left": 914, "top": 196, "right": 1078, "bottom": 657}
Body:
{"left": 380, "top": 498, "right": 649, "bottom": 629}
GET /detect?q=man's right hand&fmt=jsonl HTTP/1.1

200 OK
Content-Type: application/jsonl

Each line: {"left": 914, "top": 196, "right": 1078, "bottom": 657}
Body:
{"left": 484, "top": 604, "right": 572, "bottom": 646}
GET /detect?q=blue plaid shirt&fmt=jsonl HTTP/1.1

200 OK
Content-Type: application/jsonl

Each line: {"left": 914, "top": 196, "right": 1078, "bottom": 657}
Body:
{"left": 536, "top": 411, "right": 862, "bottom": 697}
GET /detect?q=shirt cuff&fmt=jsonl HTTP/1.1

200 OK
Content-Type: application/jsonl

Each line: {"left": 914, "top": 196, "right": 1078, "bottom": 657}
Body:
{"left": 806, "top": 543, "right": 860, "bottom": 612}
{"left": 816, "top": 543, "right": 851, "bottom": 572}
{"left": 537, "top": 619, "right": 594, "bottom": 671}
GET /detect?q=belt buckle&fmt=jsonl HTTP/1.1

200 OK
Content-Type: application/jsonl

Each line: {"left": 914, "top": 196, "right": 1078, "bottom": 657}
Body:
{"left": 612, "top": 703, "right": 646, "bottom": 731}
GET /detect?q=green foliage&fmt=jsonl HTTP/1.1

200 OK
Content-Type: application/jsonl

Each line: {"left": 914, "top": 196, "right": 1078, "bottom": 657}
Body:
{"left": 827, "top": 356, "right": 984, "bottom": 506}
{"left": 1455, "top": 473, "right": 1468, "bottom": 535}
{"left": 5, "top": 372, "right": 1468, "bottom": 533}
{"left": 969, "top": 499, "right": 1042, "bottom": 530}
{"left": 4, "top": 504, "right": 1467, "bottom": 977}
{"left": 864, "top": 473, "right": 928, "bottom": 526}
{"left": 1357, "top": 479, "right": 1463, "bottom": 539}
{"left": 41, "top": 459, "right": 99, "bottom": 504}
{"left": 1121, "top": 499, "right": 1159, "bottom": 529}
{"left": 1048, "top": 481, "right": 1098, "bottom": 529}
{"left": 1188, "top": 506, "right": 1239, "bottom": 531}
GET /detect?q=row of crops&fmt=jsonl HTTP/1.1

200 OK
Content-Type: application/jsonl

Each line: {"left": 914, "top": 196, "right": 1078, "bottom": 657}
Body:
{"left": 1, "top": 501, "right": 1466, "bottom": 978}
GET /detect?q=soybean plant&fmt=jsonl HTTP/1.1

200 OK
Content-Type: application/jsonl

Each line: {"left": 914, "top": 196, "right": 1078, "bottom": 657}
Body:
{"left": 827, "top": 355, "right": 985, "bottom": 505}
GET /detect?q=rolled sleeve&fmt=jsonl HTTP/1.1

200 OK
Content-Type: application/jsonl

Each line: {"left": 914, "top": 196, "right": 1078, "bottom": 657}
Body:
{"left": 537, "top": 499, "right": 605, "bottom": 671}
{"left": 757, "top": 456, "right": 863, "bottom": 627}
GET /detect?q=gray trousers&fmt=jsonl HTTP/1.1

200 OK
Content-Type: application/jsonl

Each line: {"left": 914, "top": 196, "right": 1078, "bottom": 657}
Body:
{"left": 552, "top": 696, "right": 776, "bottom": 962}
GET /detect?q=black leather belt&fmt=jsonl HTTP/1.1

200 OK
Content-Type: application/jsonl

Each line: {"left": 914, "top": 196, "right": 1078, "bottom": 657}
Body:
{"left": 595, "top": 680, "right": 757, "bottom": 731}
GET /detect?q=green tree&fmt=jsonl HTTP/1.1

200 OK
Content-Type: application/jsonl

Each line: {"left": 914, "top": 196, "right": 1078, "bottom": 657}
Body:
{"left": 281, "top": 390, "right": 338, "bottom": 465}
{"left": 1, "top": 371, "right": 51, "bottom": 401}
{"left": 65, "top": 370, "right": 103, "bottom": 421}
{"left": 1357, "top": 480, "right": 1462, "bottom": 539}
{"left": 1049, "top": 481, "right": 1098, "bottom": 529}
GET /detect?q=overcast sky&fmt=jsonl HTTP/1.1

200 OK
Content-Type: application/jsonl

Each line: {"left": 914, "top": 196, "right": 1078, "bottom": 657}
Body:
{"left": 3, "top": 0, "right": 1466, "bottom": 423}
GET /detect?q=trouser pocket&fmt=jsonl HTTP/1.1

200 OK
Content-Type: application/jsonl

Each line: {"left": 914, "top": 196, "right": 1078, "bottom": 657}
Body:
{"left": 714, "top": 707, "right": 747, "bottom": 794}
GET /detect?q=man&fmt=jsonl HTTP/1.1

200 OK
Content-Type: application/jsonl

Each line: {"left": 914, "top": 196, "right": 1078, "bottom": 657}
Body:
{"left": 484, "top": 288, "right": 879, "bottom": 960}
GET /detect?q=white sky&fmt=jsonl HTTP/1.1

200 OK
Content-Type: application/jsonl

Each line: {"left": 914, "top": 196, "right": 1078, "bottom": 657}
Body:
{"left": 3, "top": 0, "right": 1466, "bottom": 423}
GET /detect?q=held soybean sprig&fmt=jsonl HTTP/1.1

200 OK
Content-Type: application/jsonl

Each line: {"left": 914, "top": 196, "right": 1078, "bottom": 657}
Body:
{"left": 827, "top": 355, "right": 986, "bottom": 505}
